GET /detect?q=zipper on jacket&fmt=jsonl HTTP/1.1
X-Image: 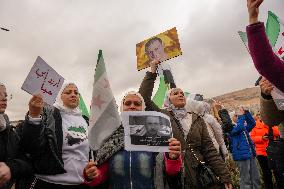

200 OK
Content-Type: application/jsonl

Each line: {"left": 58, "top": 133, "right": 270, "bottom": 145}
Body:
{"left": 243, "top": 131, "right": 253, "bottom": 155}
{"left": 129, "top": 151, "right": 133, "bottom": 189}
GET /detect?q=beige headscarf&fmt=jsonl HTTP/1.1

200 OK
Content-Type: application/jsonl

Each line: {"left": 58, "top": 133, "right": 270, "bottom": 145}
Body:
{"left": 120, "top": 91, "right": 146, "bottom": 112}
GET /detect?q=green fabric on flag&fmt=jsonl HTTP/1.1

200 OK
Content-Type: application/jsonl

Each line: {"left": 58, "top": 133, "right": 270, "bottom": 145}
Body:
{"left": 238, "top": 31, "right": 249, "bottom": 53}
{"left": 238, "top": 31, "right": 248, "bottom": 43}
{"left": 153, "top": 75, "right": 168, "bottom": 108}
{"left": 94, "top": 50, "right": 106, "bottom": 82}
{"left": 79, "top": 94, "right": 90, "bottom": 118}
{"left": 184, "top": 92, "right": 190, "bottom": 97}
{"left": 266, "top": 11, "right": 280, "bottom": 47}
{"left": 238, "top": 11, "right": 283, "bottom": 57}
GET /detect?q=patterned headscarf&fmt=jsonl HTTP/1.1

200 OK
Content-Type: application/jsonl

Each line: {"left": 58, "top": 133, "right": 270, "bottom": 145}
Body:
{"left": 163, "top": 88, "right": 187, "bottom": 120}
{"left": 53, "top": 82, "right": 81, "bottom": 116}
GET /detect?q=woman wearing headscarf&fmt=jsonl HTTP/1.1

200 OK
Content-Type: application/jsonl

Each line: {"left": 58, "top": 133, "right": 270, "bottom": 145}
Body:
{"left": 21, "top": 82, "right": 90, "bottom": 189}
{"left": 0, "top": 83, "right": 33, "bottom": 189}
{"left": 185, "top": 99, "right": 228, "bottom": 160}
{"left": 83, "top": 91, "right": 182, "bottom": 189}
{"left": 138, "top": 60, "right": 232, "bottom": 189}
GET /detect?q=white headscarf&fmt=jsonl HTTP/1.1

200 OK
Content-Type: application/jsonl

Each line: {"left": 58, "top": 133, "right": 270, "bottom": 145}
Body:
{"left": 163, "top": 88, "right": 187, "bottom": 120}
{"left": 163, "top": 88, "right": 192, "bottom": 138}
{"left": 53, "top": 82, "right": 81, "bottom": 116}
{"left": 120, "top": 91, "right": 146, "bottom": 112}
{"left": 185, "top": 99, "right": 209, "bottom": 117}
{"left": 229, "top": 111, "right": 237, "bottom": 124}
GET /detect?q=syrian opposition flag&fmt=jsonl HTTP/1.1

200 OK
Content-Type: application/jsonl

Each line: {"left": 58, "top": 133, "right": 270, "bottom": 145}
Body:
{"left": 238, "top": 11, "right": 284, "bottom": 60}
{"left": 238, "top": 31, "right": 249, "bottom": 53}
{"left": 79, "top": 94, "right": 90, "bottom": 118}
{"left": 266, "top": 11, "right": 284, "bottom": 60}
{"left": 152, "top": 75, "right": 169, "bottom": 108}
{"left": 88, "top": 50, "right": 121, "bottom": 150}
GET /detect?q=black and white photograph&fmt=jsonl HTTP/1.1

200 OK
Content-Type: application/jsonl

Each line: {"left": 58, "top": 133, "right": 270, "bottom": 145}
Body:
{"left": 122, "top": 111, "right": 172, "bottom": 152}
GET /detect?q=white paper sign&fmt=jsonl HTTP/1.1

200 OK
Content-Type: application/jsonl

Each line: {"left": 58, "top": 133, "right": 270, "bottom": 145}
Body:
{"left": 122, "top": 111, "right": 172, "bottom": 152}
{"left": 271, "top": 87, "right": 284, "bottom": 110}
{"left": 21, "top": 56, "right": 64, "bottom": 105}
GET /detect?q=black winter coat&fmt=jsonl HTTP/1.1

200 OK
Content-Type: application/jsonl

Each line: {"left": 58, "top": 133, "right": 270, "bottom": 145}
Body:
{"left": 0, "top": 114, "right": 33, "bottom": 189}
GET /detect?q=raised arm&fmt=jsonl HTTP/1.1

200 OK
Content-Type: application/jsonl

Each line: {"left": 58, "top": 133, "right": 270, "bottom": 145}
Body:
{"left": 139, "top": 60, "right": 162, "bottom": 112}
{"left": 246, "top": 0, "right": 284, "bottom": 92}
{"left": 244, "top": 110, "right": 256, "bottom": 132}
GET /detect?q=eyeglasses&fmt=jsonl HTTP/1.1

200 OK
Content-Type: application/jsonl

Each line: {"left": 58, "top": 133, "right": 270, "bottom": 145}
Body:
{"left": 124, "top": 100, "right": 142, "bottom": 107}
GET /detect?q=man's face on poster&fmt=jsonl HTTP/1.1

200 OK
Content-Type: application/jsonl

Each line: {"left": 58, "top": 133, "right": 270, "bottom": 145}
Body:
{"left": 146, "top": 40, "right": 166, "bottom": 61}
{"left": 145, "top": 116, "right": 159, "bottom": 136}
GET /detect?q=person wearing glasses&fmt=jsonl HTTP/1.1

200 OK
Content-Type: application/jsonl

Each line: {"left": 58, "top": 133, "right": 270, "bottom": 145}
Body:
{"left": 0, "top": 82, "right": 32, "bottom": 189}
{"left": 83, "top": 91, "right": 182, "bottom": 189}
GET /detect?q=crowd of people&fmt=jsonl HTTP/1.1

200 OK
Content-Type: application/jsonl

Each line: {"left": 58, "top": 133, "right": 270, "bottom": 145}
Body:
{"left": 0, "top": 0, "right": 283, "bottom": 188}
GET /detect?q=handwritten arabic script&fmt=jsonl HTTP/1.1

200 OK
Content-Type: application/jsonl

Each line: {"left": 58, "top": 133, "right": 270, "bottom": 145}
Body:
{"left": 21, "top": 56, "right": 64, "bottom": 105}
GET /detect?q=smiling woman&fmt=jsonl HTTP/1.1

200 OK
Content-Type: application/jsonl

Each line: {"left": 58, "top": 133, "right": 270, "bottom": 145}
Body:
{"left": 20, "top": 82, "right": 90, "bottom": 189}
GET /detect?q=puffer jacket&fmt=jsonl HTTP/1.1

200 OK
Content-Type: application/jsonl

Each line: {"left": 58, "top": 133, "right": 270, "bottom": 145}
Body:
{"left": 139, "top": 72, "right": 232, "bottom": 189}
{"left": 250, "top": 119, "right": 279, "bottom": 156}
{"left": 230, "top": 111, "right": 256, "bottom": 161}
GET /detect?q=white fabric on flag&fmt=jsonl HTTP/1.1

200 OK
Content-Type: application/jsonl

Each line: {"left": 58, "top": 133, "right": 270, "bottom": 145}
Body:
{"left": 88, "top": 50, "right": 121, "bottom": 150}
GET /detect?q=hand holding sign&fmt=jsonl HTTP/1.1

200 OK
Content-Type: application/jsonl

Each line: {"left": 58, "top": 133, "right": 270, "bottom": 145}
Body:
{"left": 150, "top": 59, "right": 160, "bottom": 74}
{"left": 168, "top": 138, "right": 181, "bottom": 160}
{"left": 28, "top": 94, "right": 44, "bottom": 118}
{"left": 22, "top": 56, "right": 64, "bottom": 105}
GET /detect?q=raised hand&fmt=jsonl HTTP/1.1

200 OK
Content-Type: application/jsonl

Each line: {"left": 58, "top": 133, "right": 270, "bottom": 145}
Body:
{"left": 259, "top": 77, "right": 274, "bottom": 95}
{"left": 247, "top": 0, "right": 264, "bottom": 24}
{"left": 150, "top": 59, "right": 160, "bottom": 74}
{"left": 28, "top": 94, "right": 44, "bottom": 118}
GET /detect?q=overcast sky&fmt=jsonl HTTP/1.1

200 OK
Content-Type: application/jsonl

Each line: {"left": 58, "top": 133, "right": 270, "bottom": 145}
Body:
{"left": 1, "top": 0, "right": 283, "bottom": 120}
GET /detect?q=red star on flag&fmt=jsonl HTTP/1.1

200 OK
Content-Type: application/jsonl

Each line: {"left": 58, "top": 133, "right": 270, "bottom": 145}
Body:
{"left": 92, "top": 95, "right": 106, "bottom": 109}
{"left": 104, "top": 78, "right": 110, "bottom": 88}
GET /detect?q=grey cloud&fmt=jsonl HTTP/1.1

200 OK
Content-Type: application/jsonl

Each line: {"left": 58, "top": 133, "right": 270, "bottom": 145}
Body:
{"left": 0, "top": 0, "right": 283, "bottom": 120}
